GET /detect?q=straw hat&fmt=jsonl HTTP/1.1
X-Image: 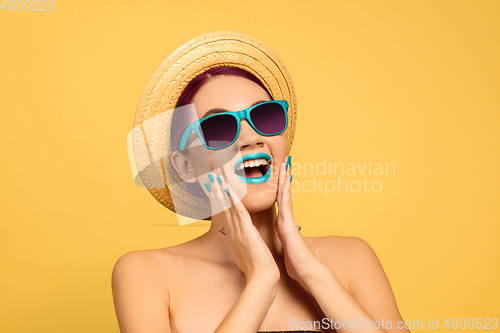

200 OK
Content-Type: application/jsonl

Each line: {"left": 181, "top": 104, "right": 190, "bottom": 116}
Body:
{"left": 132, "top": 31, "right": 297, "bottom": 220}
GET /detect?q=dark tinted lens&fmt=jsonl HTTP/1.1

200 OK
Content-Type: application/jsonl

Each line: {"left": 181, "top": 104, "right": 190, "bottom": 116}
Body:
{"left": 199, "top": 114, "right": 238, "bottom": 148}
{"left": 250, "top": 102, "right": 287, "bottom": 135}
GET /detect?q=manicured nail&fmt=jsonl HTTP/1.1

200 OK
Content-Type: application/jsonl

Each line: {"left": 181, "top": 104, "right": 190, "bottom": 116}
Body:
{"left": 290, "top": 175, "right": 293, "bottom": 183}
{"left": 224, "top": 189, "right": 229, "bottom": 197}
{"left": 286, "top": 161, "right": 289, "bottom": 171}
{"left": 208, "top": 173, "right": 215, "bottom": 183}
{"left": 217, "top": 176, "right": 222, "bottom": 185}
{"left": 287, "top": 155, "right": 292, "bottom": 164}
{"left": 298, "top": 226, "right": 302, "bottom": 231}
{"left": 204, "top": 182, "right": 211, "bottom": 192}
{"left": 219, "top": 229, "right": 226, "bottom": 236}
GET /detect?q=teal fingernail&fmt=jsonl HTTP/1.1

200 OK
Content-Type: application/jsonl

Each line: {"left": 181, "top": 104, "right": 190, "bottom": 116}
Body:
{"left": 224, "top": 189, "right": 229, "bottom": 196}
{"left": 219, "top": 229, "right": 226, "bottom": 236}
{"left": 217, "top": 176, "right": 222, "bottom": 185}
{"left": 204, "top": 182, "right": 211, "bottom": 192}
{"left": 287, "top": 155, "right": 292, "bottom": 164}
{"left": 208, "top": 173, "right": 215, "bottom": 183}
{"left": 290, "top": 175, "right": 293, "bottom": 183}
{"left": 286, "top": 161, "right": 289, "bottom": 171}
{"left": 299, "top": 226, "right": 302, "bottom": 231}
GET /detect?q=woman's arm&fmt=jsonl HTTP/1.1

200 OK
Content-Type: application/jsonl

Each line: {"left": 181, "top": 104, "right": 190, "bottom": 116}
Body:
{"left": 303, "top": 237, "right": 411, "bottom": 333}
{"left": 214, "top": 275, "right": 279, "bottom": 332}
{"left": 112, "top": 253, "right": 279, "bottom": 333}
{"left": 111, "top": 250, "right": 278, "bottom": 333}
{"left": 112, "top": 251, "right": 172, "bottom": 333}
{"left": 111, "top": 176, "right": 280, "bottom": 333}
{"left": 210, "top": 175, "right": 281, "bottom": 332}
{"left": 275, "top": 160, "right": 411, "bottom": 333}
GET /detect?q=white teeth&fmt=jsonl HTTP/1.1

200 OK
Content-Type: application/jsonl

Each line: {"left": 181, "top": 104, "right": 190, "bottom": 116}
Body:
{"left": 236, "top": 158, "right": 269, "bottom": 171}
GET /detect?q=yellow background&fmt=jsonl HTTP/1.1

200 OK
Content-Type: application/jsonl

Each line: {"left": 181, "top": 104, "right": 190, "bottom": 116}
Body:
{"left": 1, "top": 0, "right": 498, "bottom": 332}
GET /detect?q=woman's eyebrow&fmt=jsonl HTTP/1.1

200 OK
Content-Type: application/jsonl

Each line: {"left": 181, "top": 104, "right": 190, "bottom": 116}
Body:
{"left": 201, "top": 100, "right": 267, "bottom": 118}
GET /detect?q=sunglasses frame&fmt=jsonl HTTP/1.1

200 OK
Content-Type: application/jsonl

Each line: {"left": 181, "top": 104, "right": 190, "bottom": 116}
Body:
{"left": 179, "top": 100, "right": 289, "bottom": 151}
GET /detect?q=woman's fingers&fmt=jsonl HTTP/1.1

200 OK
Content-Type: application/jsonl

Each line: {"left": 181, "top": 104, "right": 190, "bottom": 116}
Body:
{"left": 277, "top": 157, "right": 292, "bottom": 208}
{"left": 275, "top": 157, "right": 297, "bottom": 237}
{"left": 212, "top": 174, "right": 269, "bottom": 245}
{"left": 205, "top": 172, "right": 232, "bottom": 233}
{"left": 224, "top": 179, "right": 253, "bottom": 234}
{"left": 282, "top": 158, "right": 292, "bottom": 208}
{"left": 204, "top": 177, "right": 221, "bottom": 214}
{"left": 277, "top": 160, "right": 288, "bottom": 211}
{"left": 276, "top": 161, "right": 283, "bottom": 204}
{"left": 212, "top": 175, "right": 280, "bottom": 280}
{"left": 224, "top": 180, "right": 241, "bottom": 235}
{"left": 209, "top": 173, "right": 241, "bottom": 236}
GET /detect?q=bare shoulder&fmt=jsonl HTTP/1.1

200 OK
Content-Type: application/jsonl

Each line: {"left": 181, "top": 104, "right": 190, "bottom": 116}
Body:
{"left": 111, "top": 243, "right": 202, "bottom": 333}
{"left": 304, "top": 235, "right": 375, "bottom": 262}
{"left": 112, "top": 249, "right": 171, "bottom": 281}
{"left": 112, "top": 237, "right": 213, "bottom": 295}
{"left": 303, "top": 235, "right": 380, "bottom": 291}
{"left": 112, "top": 240, "right": 201, "bottom": 285}
{"left": 305, "top": 235, "right": 409, "bottom": 331}
{"left": 111, "top": 249, "right": 176, "bottom": 332}
{"left": 111, "top": 249, "right": 174, "bottom": 305}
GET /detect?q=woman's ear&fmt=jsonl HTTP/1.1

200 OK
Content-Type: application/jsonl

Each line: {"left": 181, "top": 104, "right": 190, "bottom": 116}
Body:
{"left": 171, "top": 151, "right": 197, "bottom": 183}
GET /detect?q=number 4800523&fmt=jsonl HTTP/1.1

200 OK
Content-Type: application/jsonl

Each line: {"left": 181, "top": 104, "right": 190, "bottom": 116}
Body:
{"left": 1, "top": 0, "right": 56, "bottom": 11}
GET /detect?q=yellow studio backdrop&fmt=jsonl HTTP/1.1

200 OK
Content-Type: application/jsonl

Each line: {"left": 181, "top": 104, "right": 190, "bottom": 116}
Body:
{"left": 1, "top": 0, "right": 498, "bottom": 332}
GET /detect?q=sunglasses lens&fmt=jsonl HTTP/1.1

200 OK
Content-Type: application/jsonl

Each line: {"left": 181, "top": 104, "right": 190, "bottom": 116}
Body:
{"left": 199, "top": 114, "right": 238, "bottom": 149}
{"left": 250, "top": 102, "right": 287, "bottom": 135}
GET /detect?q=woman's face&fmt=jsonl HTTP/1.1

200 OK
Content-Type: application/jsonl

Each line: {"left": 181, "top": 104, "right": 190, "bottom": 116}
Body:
{"left": 186, "top": 75, "right": 288, "bottom": 213}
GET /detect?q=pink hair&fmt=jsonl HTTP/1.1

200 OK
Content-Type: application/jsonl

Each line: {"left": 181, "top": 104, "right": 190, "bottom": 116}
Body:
{"left": 170, "top": 66, "right": 272, "bottom": 152}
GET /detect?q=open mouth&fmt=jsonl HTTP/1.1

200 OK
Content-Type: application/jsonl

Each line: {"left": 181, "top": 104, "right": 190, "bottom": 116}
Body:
{"left": 233, "top": 153, "right": 273, "bottom": 184}
{"left": 235, "top": 158, "right": 271, "bottom": 178}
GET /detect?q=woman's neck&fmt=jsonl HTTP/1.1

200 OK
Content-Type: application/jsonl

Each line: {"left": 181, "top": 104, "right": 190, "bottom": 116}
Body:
{"left": 203, "top": 203, "right": 284, "bottom": 265}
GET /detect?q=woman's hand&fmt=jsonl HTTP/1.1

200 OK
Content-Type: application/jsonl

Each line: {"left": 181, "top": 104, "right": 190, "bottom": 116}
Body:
{"left": 274, "top": 157, "right": 330, "bottom": 290}
{"left": 205, "top": 173, "right": 280, "bottom": 284}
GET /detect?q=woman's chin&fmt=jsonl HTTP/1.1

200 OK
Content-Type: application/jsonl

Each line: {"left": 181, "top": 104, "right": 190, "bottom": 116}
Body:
{"left": 240, "top": 186, "right": 277, "bottom": 213}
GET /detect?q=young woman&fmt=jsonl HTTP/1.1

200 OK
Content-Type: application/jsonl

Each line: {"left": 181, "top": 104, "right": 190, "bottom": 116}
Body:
{"left": 113, "top": 32, "right": 411, "bottom": 333}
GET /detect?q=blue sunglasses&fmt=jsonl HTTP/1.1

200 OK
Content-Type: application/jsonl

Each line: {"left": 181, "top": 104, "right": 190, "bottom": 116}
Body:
{"left": 179, "top": 100, "right": 289, "bottom": 151}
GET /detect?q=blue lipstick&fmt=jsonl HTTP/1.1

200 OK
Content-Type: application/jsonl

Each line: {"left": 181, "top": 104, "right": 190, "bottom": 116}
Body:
{"left": 234, "top": 153, "right": 272, "bottom": 184}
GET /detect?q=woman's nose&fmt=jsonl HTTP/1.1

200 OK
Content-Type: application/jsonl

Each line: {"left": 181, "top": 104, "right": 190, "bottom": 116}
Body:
{"left": 235, "top": 119, "right": 264, "bottom": 150}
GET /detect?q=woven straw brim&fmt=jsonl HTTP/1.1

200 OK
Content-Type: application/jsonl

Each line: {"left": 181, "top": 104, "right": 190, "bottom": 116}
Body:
{"left": 132, "top": 31, "right": 297, "bottom": 220}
